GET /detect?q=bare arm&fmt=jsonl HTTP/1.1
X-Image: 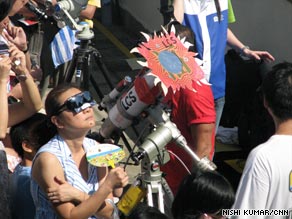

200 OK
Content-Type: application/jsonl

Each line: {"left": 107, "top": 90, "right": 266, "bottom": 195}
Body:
{"left": 0, "top": 56, "right": 12, "bottom": 138}
{"left": 227, "top": 28, "right": 275, "bottom": 62}
{"left": 173, "top": 0, "right": 185, "bottom": 23}
{"left": 47, "top": 176, "right": 91, "bottom": 204}
{"left": 7, "top": 45, "right": 42, "bottom": 127}
{"left": 32, "top": 152, "right": 128, "bottom": 219}
{"left": 80, "top": 4, "right": 97, "bottom": 20}
{"left": 48, "top": 166, "right": 122, "bottom": 218}
{"left": 190, "top": 123, "right": 215, "bottom": 159}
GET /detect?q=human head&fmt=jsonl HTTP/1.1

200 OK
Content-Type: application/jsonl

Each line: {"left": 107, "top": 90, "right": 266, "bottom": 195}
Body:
{"left": 10, "top": 113, "right": 54, "bottom": 159}
{"left": 0, "top": 0, "right": 12, "bottom": 22}
{"left": 262, "top": 62, "right": 292, "bottom": 122}
{"left": 0, "top": 0, "right": 28, "bottom": 32}
{"left": 166, "top": 20, "right": 196, "bottom": 53}
{"left": 172, "top": 167, "right": 235, "bottom": 219}
{"left": 9, "top": 0, "right": 29, "bottom": 17}
{"left": 128, "top": 202, "right": 170, "bottom": 219}
{"left": 45, "top": 83, "right": 96, "bottom": 133}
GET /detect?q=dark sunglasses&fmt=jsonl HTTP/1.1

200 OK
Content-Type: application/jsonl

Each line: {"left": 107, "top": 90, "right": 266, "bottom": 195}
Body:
{"left": 54, "top": 91, "right": 96, "bottom": 116}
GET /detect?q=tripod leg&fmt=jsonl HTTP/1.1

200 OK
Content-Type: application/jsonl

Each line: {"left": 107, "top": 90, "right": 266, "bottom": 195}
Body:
{"left": 161, "top": 177, "right": 174, "bottom": 203}
{"left": 61, "top": 51, "right": 78, "bottom": 85}
{"left": 147, "top": 184, "right": 154, "bottom": 207}
{"left": 92, "top": 48, "right": 115, "bottom": 90}
{"left": 158, "top": 183, "right": 165, "bottom": 213}
{"left": 90, "top": 74, "right": 105, "bottom": 101}
{"left": 80, "top": 54, "right": 90, "bottom": 90}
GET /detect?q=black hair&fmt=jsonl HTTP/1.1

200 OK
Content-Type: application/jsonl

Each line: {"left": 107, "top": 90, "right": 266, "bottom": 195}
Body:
{"left": 165, "top": 20, "right": 197, "bottom": 53}
{"left": 0, "top": 0, "right": 12, "bottom": 22}
{"left": 9, "top": 113, "right": 55, "bottom": 158}
{"left": 45, "top": 83, "right": 81, "bottom": 118}
{"left": 128, "top": 202, "right": 169, "bottom": 219}
{"left": 262, "top": 62, "right": 292, "bottom": 122}
{"left": 172, "top": 167, "right": 235, "bottom": 219}
{"left": 44, "top": 83, "right": 82, "bottom": 135}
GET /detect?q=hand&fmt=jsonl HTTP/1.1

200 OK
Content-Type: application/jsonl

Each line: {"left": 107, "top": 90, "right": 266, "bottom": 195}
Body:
{"left": 3, "top": 25, "right": 28, "bottom": 52}
{"left": 104, "top": 167, "right": 129, "bottom": 190}
{"left": 243, "top": 48, "right": 275, "bottom": 63}
{"left": 8, "top": 44, "right": 27, "bottom": 75}
{"left": 47, "top": 176, "right": 85, "bottom": 204}
{"left": 0, "top": 55, "right": 12, "bottom": 81}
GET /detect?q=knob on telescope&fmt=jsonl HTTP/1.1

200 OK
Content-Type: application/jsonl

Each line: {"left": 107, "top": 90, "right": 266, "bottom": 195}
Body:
{"left": 131, "top": 151, "right": 145, "bottom": 165}
{"left": 25, "top": 1, "right": 48, "bottom": 20}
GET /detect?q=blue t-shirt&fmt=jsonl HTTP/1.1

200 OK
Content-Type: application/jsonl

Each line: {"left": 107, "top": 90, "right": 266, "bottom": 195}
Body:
{"left": 183, "top": 0, "right": 229, "bottom": 99}
{"left": 10, "top": 164, "right": 35, "bottom": 219}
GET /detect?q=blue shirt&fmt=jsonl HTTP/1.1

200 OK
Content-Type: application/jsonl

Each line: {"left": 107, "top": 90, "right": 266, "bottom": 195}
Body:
{"left": 183, "top": 0, "right": 229, "bottom": 99}
{"left": 10, "top": 164, "right": 35, "bottom": 219}
{"left": 31, "top": 135, "right": 99, "bottom": 219}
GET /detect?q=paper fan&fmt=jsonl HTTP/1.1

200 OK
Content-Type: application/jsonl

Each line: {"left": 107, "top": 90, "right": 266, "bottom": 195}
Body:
{"left": 86, "top": 144, "right": 125, "bottom": 168}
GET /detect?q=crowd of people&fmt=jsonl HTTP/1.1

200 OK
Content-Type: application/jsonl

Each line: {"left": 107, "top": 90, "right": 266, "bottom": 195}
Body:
{"left": 0, "top": 0, "right": 291, "bottom": 219}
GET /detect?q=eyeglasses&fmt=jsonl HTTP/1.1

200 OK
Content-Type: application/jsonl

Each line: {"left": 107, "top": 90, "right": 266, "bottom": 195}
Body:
{"left": 54, "top": 91, "right": 96, "bottom": 116}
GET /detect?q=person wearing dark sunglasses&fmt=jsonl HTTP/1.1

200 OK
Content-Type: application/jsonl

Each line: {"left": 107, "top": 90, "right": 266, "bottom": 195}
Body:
{"left": 31, "top": 83, "right": 129, "bottom": 219}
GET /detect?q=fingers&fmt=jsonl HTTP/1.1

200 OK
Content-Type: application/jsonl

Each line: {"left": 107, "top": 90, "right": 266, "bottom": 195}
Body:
{"left": 47, "top": 191, "right": 61, "bottom": 203}
{"left": 249, "top": 50, "right": 275, "bottom": 63}
{"left": 111, "top": 167, "right": 129, "bottom": 187}
{"left": 8, "top": 45, "right": 26, "bottom": 70}
{"left": 0, "top": 56, "right": 12, "bottom": 79}
{"left": 5, "top": 26, "right": 21, "bottom": 39}
{"left": 2, "top": 31, "right": 13, "bottom": 42}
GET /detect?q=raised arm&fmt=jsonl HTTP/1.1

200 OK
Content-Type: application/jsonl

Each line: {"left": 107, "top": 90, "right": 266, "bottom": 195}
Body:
{"left": 0, "top": 56, "right": 12, "bottom": 138}
{"left": 7, "top": 45, "right": 42, "bottom": 127}
{"left": 173, "top": 0, "right": 185, "bottom": 23}
{"left": 3, "top": 24, "right": 32, "bottom": 71}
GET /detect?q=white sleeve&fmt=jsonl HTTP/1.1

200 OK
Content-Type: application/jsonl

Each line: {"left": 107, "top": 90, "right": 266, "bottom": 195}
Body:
{"left": 231, "top": 149, "right": 270, "bottom": 219}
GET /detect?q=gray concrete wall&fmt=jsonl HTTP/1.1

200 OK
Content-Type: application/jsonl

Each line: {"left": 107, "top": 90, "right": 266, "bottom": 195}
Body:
{"left": 229, "top": 0, "right": 292, "bottom": 65}
{"left": 118, "top": 0, "right": 164, "bottom": 31}
{"left": 118, "top": 0, "right": 292, "bottom": 66}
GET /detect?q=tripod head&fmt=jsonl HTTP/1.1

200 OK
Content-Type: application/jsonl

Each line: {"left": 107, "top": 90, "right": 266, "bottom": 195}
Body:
{"left": 131, "top": 104, "right": 217, "bottom": 171}
{"left": 44, "top": 0, "right": 94, "bottom": 39}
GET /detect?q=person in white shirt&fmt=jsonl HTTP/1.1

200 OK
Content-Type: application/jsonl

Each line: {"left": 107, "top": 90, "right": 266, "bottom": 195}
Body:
{"left": 231, "top": 62, "right": 292, "bottom": 219}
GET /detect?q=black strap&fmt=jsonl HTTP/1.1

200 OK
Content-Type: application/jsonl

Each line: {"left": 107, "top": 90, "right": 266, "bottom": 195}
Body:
{"left": 160, "top": 0, "right": 175, "bottom": 25}
{"left": 214, "top": 0, "right": 222, "bottom": 22}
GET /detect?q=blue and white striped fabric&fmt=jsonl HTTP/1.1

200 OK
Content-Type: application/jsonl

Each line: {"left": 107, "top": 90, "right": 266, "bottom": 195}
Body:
{"left": 31, "top": 135, "right": 100, "bottom": 219}
{"left": 50, "top": 26, "right": 78, "bottom": 68}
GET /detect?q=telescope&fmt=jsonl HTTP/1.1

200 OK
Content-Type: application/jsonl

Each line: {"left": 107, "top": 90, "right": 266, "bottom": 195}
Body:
{"left": 44, "top": 0, "right": 93, "bottom": 36}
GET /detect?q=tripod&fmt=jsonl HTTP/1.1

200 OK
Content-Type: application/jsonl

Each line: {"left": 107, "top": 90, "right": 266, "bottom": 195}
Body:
{"left": 132, "top": 125, "right": 175, "bottom": 216}
{"left": 121, "top": 104, "right": 216, "bottom": 217}
{"left": 58, "top": 26, "right": 110, "bottom": 98}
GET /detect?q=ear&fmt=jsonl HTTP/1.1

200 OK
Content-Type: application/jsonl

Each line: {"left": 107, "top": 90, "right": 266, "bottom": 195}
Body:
{"left": 51, "top": 115, "right": 64, "bottom": 129}
{"left": 202, "top": 213, "right": 212, "bottom": 219}
{"left": 263, "top": 97, "right": 274, "bottom": 117}
{"left": 263, "top": 96, "right": 268, "bottom": 109}
{"left": 22, "top": 140, "right": 33, "bottom": 153}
